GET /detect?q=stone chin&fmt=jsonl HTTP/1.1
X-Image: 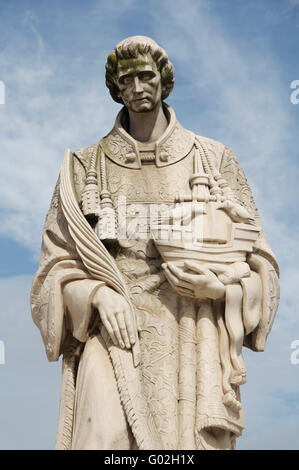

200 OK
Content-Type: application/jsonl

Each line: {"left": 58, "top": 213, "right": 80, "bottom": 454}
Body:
{"left": 124, "top": 96, "right": 160, "bottom": 113}
{"left": 130, "top": 102, "right": 156, "bottom": 113}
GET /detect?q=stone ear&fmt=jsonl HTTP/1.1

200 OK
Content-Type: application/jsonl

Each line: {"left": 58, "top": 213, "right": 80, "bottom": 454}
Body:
{"left": 161, "top": 84, "right": 169, "bottom": 99}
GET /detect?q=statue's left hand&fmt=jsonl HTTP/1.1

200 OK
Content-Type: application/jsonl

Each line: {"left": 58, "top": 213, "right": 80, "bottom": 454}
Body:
{"left": 162, "top": 261, "right": 226, "bottom": 300}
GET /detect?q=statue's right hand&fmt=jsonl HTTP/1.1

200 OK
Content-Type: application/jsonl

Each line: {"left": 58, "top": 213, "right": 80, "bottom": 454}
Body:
{"left": 92, "top": 286, "right": 136, "bottom": 350}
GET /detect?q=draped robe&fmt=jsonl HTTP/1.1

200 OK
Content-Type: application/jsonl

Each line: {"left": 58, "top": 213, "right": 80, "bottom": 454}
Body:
{"left": 31, "top": 105, "right": 279, "bottom": 450}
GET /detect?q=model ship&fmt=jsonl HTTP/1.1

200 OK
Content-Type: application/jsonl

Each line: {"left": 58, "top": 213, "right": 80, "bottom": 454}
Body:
{"left": 153, "top": 139, "right": 261, "bottom": 266}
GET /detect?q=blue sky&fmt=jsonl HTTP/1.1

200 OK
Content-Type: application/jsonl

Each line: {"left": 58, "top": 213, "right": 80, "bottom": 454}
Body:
{"left": 0, "top": 0, "right": 299, "bottom": 449}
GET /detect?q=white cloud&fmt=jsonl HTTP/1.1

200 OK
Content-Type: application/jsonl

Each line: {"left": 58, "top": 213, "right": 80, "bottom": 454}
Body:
{"left": 0, "top": 9, "right": 120, "bottom": 253}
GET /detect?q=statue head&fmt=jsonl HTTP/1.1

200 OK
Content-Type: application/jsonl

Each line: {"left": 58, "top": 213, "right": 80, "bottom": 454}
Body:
{"left": 105, "top": 36, "right": 175, "bottom": 108}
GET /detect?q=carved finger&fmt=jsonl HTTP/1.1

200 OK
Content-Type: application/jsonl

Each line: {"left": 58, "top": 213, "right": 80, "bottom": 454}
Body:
{"left": 178, "top": 287, "right": 196, "bottom": 298}
{"left": 163, "top": 269, "right": 179, "bottom": 292}
{"left": 184, "top": 261, "right": 214, "bottom": 276}
{"left": 100, "top": 313, "right": 118, "bottom": 346}
{"left": 180, "top": 280, "right": 196, "bottom": 291}
{"left": 129, "top": 304, "right": 141, "bottom": 367}
{"left": 184, "top": 260, "right": 209, "bottom": 276}
{"left": 208, "top": 264, "right": 229, "bottom": 275}
{"left": 164, "top": 266, "right": 192, "bottom": 290}
{"left": 163, "top": 265, "right": 179, "bottom": 286}
{"left": 116, "top": 311, "right": 130, "bottom": 349}
{"left": 167, "top": 262, "right": 184, "bottom": 276}
{"left": 167, "top": 263, "right": 195, "bottom": 283}
{"left": 108, "top": 314, "right": 125, "bottom": 349}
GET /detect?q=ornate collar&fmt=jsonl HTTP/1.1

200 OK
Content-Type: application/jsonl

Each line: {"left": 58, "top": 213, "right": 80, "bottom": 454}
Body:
{"left": 100, "top": 104, "right": 195, "bottom": 169}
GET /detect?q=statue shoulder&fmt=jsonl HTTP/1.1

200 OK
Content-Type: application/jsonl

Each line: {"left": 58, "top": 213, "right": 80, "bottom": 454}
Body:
{"left": 194, "top": 134, "right": 245, "bottom": 174}
{"left": 73, "top": 142, "right": 100, "bottom": 171}
{"left": 71, "top": 141, "right": 100, "bottom": 203}
{"left": 195, "top": 134, "right": 226, "bottom": 171}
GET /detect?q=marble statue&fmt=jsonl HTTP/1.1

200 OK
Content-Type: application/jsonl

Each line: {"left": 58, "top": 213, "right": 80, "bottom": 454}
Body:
{"left": 31, "top": 36, "right": 280, "bottom": 450}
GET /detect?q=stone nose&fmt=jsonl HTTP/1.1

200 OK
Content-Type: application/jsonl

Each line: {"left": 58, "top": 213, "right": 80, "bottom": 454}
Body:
{"left": 133, "top": 76, "right": 143, "bottom": 93}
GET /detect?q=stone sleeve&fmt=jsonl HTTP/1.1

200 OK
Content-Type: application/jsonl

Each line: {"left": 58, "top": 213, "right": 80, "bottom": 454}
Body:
{"left": 63, "top": 279, "right": 105, "bottom": 342}
{"left": 31, "top": 175, "right": 104, "bottom": 361}
{"left": 218, "top": 146, "right": 280, "bottom": 351}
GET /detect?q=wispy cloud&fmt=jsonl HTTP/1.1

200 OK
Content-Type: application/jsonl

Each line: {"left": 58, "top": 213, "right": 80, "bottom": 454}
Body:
{"left": 0, "top": 8, "right": 119, "bottom": 252}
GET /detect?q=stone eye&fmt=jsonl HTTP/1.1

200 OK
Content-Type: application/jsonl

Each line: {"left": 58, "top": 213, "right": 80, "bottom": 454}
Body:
{"left": 121, "top": 76, "right": 133, "bottom": 85}
{"left": 140, "top": 72, "right": 154, "bottom": 81}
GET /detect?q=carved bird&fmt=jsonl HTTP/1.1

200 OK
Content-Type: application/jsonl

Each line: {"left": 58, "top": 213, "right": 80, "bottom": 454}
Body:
{"left": 216, "top": 200, "right": 255, "bottom": 224}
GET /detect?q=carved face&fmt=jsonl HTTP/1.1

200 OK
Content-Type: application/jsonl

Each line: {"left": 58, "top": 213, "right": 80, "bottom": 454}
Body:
{"left": 116, "top": 53, "right": 162, "bottom": 113}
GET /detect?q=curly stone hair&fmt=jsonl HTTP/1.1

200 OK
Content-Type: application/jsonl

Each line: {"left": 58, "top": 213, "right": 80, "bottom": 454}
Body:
{"left": 105, "top": 36, "right": 175, "bottom": 104}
